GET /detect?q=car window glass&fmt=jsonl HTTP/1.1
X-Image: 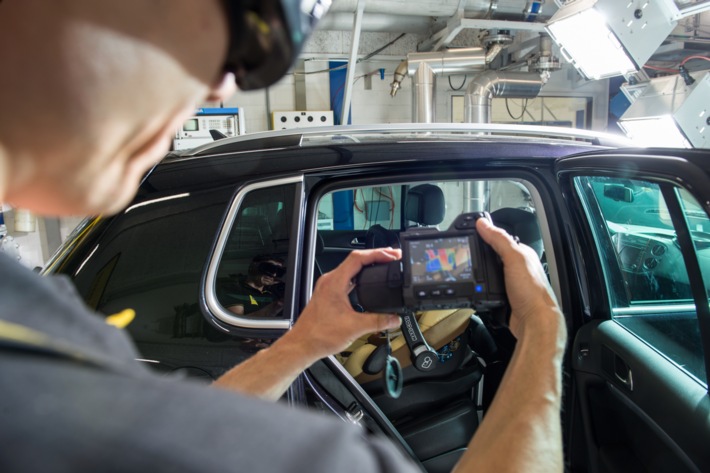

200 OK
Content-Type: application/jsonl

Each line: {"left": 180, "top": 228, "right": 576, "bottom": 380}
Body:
{"left": 215, "top": 183, "right": 295, "bottom": 319}
{"left": 575, "top": 176, "right": 706, "bottom": 384}
{"left": 317, "top": 180, "right": 536, "bottom": 232}
{"left": 319, "top": 187, "right": 401, "bottom": 230}
{"left": 69, "top": 190, "right": 249, "bottom": 380}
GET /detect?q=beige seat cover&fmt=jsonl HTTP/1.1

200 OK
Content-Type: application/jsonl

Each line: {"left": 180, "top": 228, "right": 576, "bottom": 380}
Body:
{"left": 342, "top": 308, "right": 474, "bottom": 384}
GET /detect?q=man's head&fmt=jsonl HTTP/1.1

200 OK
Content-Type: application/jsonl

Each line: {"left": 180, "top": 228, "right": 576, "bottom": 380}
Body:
{"left": 248, "top": 255, "right": 286, "bottom": 287}
{"left": 0, "top": 0, "right": 327, "bottom": 217}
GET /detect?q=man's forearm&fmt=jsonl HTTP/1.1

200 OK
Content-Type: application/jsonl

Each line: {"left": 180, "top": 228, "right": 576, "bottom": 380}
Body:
{"left": 455, "top": 307, "right": 567, "bottom": 473}
{"left": 212, "top": 330, "right": 317, "bottom": 401}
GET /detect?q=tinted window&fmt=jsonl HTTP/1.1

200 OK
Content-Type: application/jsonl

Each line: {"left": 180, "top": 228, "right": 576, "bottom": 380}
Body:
{"left": 215, "top": 183, "right": 296, "bottom": 319}
{"left": 70, "top": 189, "right": 253, "bottom": 379}
{"left": 575, "top": 176, "right": 706, "bottom": 384}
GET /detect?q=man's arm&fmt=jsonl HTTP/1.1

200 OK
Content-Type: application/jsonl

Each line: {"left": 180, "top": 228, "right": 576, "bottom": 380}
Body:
{"left": 453, "top": 217, "right": 567, "bottom": 473}
{"left": 212, "top": 248, "right": 402, "bottom": 400}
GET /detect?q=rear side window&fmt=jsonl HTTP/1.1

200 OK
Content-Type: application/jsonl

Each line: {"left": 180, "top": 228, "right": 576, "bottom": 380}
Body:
{"left": 69, "top": 189, "right": 245, "bottom": 379}
{"left": 214, "top": 183, "right": 297, "bottom": 320}
{"left": 575, "top": 176, "right": 707, "bottom": 384}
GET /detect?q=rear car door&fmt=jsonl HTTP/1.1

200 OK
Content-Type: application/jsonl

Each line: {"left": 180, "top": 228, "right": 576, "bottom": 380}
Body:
{"left": 557, "top": 150, "right": 710, "bottom": 473}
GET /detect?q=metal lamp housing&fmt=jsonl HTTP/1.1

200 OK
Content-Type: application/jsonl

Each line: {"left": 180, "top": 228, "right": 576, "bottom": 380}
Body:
{"left": 619, "top": 72, "right": 710, "bottom": 149}
{"left": 545, "top": 0, "right": 677, "bottom": 80}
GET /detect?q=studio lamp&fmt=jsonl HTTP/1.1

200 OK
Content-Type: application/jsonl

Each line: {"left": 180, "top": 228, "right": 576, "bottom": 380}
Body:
{"left": 619, "top": 71, "right": 710, "bottom": 148}
{"left": 545, "top": 0, "right": 677, "bottom": 80}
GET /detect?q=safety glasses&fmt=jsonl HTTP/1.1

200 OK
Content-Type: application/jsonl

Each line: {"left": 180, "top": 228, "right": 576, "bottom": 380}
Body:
{"left": 222, "top": 0, "right": 331, "bottom": 90}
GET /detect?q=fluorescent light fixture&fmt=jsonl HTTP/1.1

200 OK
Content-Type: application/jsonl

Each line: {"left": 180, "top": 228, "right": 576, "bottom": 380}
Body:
{"left": 619, "top": 115, "right": 692, "bottom": 148}
{"left": 546, "top": 0, "right": 677, "bottom": 80}
{"left": 619, "top": 72, "right": 710, "bottom": 149}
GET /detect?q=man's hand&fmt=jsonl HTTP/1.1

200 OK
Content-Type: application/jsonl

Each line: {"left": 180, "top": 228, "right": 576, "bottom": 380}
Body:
{"left": 475, "top": 217, "right": 562, "bottom": 340}
{"left": 287, "top": 248, "right": 403, "bottom": 360}
{"left": 453, "top": 218, "right": 566, "bottom": 473}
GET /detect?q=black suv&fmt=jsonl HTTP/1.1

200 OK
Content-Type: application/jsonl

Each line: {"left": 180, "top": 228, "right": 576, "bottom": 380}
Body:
{"left": 46, "top": 124, "right": 710, "bottom": 473}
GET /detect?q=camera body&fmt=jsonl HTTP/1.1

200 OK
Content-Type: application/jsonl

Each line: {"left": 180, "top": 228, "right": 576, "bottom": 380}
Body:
{"left": 356, "top": 212, "right": 506, "bottom": 314}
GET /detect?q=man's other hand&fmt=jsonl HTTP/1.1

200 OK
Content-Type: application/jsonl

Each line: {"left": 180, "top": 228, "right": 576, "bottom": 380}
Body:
{"left": 288, "top": 249, "right": 403, "bottom": 360}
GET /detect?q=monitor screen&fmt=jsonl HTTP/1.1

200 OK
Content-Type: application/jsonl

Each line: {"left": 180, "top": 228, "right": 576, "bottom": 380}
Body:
{"left": 182, "top": 118, "right": 199, "bottom": 132}
{"left": 409, "top": 236, "right": 474, "bottom": 284}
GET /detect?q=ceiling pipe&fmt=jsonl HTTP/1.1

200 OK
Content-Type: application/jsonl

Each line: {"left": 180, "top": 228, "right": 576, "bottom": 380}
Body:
{"left": 462, "top": 70, "right": 546, "bottom": 212}
{"left": 318, "top": 12, "right": 432, "bottom": 33}
{"left": 327, "top": 0, "right": 557, "bottom": 22}
{"left": 465, "top": 71, "right": 545, "bottom": 124}
{"left": 391, "top": 47, "right": 507, "bottom": 123}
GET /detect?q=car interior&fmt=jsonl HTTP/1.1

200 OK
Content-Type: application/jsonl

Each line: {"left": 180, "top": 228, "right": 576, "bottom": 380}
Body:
{"left": 308, "top": 178, "right": 545, "bottom": 473}
{"left": 202, "top": 171, "right": 710, "bottom": 473}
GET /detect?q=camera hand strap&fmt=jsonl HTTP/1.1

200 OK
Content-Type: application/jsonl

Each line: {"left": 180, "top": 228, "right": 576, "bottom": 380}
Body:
{"left": 400, "top": 310, "right": 438, "bottom": 372}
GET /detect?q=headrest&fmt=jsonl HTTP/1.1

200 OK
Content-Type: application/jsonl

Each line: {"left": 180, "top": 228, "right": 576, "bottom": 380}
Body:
{"left": 405, "top": 184, "right": 445, "bottom": 226}
{"left": 365, "top": 224, "right": 400, "bottom": 249}
{"left": 490, "top": 208, "right": 543, "bottom": 258}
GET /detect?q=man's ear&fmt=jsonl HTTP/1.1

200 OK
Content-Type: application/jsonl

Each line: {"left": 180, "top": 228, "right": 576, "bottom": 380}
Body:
{"left": 205, "top": 72, "right": 236, "bottom": 103}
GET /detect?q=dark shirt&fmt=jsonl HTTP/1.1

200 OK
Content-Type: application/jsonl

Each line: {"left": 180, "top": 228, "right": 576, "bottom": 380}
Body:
{"left": 0, "top": 255, "right": 419, "bottom": 473}
{"left": 222, "top": 277, "right": 275, "bottom": 315}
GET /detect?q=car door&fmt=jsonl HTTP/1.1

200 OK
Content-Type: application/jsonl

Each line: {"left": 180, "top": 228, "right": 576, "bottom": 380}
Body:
{"left": 557, "top": 149, "right": 710, "bottom": 473}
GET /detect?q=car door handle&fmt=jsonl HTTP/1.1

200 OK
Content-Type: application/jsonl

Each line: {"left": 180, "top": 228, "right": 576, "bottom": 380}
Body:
{"left": 614, "top": 355, "right": 634, "bottom": 391}
{"left": 350, "top": 237, "right": 366, "bottom": 247}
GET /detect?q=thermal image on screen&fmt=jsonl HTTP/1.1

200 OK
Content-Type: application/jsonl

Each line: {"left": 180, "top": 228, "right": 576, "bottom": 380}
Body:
{"left": 409, "top": 236, "right": 474, "bottom": 283}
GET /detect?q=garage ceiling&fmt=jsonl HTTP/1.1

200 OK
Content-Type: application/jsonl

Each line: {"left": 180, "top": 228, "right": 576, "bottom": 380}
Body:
{"left": 310, "top": 0, "right": 710, "bottom": 74}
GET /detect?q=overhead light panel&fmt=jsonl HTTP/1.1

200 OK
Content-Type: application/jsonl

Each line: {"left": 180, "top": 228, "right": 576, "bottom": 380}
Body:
{"left": 618, "top": 72, "right": 710, "bottom": 148}
{"left": 545, "top": 0, "right": 677, "bottom": 80}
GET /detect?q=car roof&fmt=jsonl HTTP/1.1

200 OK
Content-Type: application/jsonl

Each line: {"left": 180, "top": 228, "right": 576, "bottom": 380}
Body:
{"left": 170, "top": 123, "right": 631, "bottom": 158}
{"left": 144, "top": 124, "right": 630, "bottom": 196}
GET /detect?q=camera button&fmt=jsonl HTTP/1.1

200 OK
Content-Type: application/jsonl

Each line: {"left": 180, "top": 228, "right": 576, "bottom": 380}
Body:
{"left": 445, "top": 288, "right": 456, "bottom": 296}
{"left": 416, "top": 290, "right": 427, "bottom": 298}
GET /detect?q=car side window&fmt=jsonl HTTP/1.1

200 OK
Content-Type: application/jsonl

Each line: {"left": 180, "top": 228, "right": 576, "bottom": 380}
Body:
{"left": 69, "top": 189, "right": 248, "bottom": 380}
{"left": 215, "top": 183, "right": 295, "bottom": 319}
{"left": 575, "top": 176, "right": 706, "bottom": 384}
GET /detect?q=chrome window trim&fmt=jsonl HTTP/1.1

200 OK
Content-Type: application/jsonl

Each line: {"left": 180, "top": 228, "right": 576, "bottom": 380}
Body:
{"left": 204, "top": 175, "right": 303, "bottom": 330}
{"left": 613, "top": 304, "right": 697, "bottom": 316}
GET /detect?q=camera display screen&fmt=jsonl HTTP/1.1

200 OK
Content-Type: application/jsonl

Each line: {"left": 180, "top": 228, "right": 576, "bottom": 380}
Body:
{"left": 409, "top": 236, "right": 474, "bottom": 284}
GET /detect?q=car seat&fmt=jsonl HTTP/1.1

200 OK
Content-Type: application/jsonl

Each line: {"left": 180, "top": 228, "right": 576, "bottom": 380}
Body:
{"left": 365, "top": 224, "right": 400, "bottom": 249}
{"left": 490, "top": 207, "right": 543, "bottom": 258}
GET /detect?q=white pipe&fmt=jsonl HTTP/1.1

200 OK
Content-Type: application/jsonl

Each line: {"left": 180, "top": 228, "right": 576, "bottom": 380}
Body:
{"left": 406, "top": 48, "right": 487, "bottom": 76}
{"left": 318, "top": 12, "right": 431, "bottom": 33}
{"left": 412, "top": 62, "right": 436, "bottom": 123}
{"left": 341, "top": 0, "right": 366, "bottom": 125}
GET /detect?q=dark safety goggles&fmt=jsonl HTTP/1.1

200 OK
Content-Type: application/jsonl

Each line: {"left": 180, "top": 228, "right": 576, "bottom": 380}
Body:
{"left": 222, "top": 0, "right": 331, "bottom": 90}
{"left": 257, "top": 262, "right": 286, "bottom": 278}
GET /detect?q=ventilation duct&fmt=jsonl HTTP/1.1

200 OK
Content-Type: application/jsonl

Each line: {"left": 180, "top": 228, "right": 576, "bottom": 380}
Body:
{"left": 465, "top": 71, "right": 544, "bottom": 123}
{"left": 391, "top": 47, "right": 509, "bottom": 123}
